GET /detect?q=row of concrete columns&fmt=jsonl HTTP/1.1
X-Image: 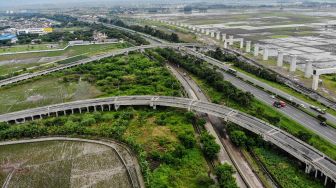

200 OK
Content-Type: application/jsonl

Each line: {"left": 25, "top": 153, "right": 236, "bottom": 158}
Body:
{"left": 13, "top": 104, "right": 118, "bottom": 124}
{"left": 161, "top": 19, "right": 315, "bottom": 81}
{"left": 305, "top": 164, "right": 336, "bottom": 187}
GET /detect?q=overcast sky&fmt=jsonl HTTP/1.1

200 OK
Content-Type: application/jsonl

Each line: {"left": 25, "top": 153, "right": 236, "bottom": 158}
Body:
{"left": 0, "top": 0, "right": 328, "bottom": 9}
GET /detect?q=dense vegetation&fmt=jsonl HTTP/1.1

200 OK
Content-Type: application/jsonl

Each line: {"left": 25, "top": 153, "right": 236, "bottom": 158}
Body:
{"left": 207, "top": 48, "right": 279, "bottom": 83}
{"left": 156, "top": 48, "right": 254, "bottom": 107}
{"left": 225, "top": 122, "right": 325, "bottom": 188}
{"left": 200, "top": 132, "right": 220, "bottom": 160}
{"left": 4, "top": 14, "right": 148, "bottom": 46}
{"left": 156, "top": 49, "right": 336, "bottom": 159}
{"left": 215, "top": 164, "right": 239, "bottom": 188}
{"left": 61, "top": 52, "right": 183, "bottom": 97}
{"left": 151, "top": 49, "right": 333, "bottom": 187}
{"left": 0, "top": 53, "right": 183, "bottom": 113}
{"left": 99, "top": 17, "right": 180, "bottom": 43}
{"left": 0, "top": 108, "right": 216, "bottom": 187}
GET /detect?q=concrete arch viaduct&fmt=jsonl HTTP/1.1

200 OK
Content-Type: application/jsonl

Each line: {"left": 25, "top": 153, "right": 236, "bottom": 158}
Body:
{"left": 0, "top": 95, "right": 335, "bottom": 186}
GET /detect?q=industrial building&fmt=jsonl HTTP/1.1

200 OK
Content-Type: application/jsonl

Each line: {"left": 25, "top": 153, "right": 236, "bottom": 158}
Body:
{"left": 0, "top": 33, "right": 18, "bottom": 43}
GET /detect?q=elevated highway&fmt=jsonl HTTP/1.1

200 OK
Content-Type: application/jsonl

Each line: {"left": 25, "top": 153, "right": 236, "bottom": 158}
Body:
{"left": 183, "top": 47, "right": 336, "bottom": 145}
{"left": 2, "top": 40, "right": 336, "bottom": 145}
{"left": 0, "top": 43, "right": 197, "bottom": 88}
{"left": 0, "top": 95, "right": 335, "bottom": 186}
{"left": 223, "top": 47, "right": 336, "bottom": 110}
{"left": 92, "top": 20, "right": 336, "bottom": 111}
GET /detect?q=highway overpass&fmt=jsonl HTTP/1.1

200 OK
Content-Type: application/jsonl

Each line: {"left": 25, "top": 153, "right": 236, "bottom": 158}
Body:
{"left": 0, "top": 95, "right": 335, "bottom": 186}
{"left": 0, "top": 43, "right": 197, "bottom": 88}
{"left": 2, "top": 41, "right": 336, "bottom": 146}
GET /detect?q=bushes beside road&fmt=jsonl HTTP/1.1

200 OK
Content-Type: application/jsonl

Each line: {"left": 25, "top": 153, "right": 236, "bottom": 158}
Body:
{"left": 156, "top": 48, "right": 254, "bottom": 107}
{"left": 99, "top": 17, "right": 180, "bottom": 43}
{"left": 0, "top": 108, "right": 217, "bottom": 188}
{"left": 154, "top": 49, "right": 336, "bottom": 161}
{"left": 207, "top": 48, "right": 279, "bottom": 83}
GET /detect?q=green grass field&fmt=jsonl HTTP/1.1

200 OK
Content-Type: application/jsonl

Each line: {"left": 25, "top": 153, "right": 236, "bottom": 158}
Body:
{"left": 0, "top": 42, "right": 129, "bottom": 62}
{"left": 0, "top": 42, "right": 129, "bottom": 76}
{"left": 0, "top": 43, "right": 67, "bottom": 54}
{"left": 0, "top": 76, "right": 102, "bottom": 114}
{"left": 0, "top": 53, "right": 182, "bottom": 114}
{"left": 253, "top": 147, "right": 324, "bottom": 188}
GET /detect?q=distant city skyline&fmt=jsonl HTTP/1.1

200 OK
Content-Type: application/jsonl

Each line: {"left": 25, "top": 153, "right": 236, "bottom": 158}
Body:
{"left": 0, "top": 0, "right": 332, "bottom": 9}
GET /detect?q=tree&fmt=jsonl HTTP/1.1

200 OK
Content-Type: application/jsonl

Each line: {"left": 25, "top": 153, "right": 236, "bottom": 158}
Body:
{"left": 200, "top": 132, "right": 220, "bottom": 160}
{"left": 215, "top": 163, "right": 239, "bottom": 188}
{"left": 178, "top": 133, "right": 196, "bottom": 149}
{"left": 296, "top": 131, "right": 312, "bottom": 142}
{"left": 230, "top": 130, "right": 248, "bottom": 147}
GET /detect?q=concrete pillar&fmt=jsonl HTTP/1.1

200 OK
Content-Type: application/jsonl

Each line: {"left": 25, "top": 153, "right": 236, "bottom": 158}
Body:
{"left": 240, "top": 38, "right": 244, "bottom": 49}
{"left": 277, "top": 50, "right": 284, "bottom": 67}
{"left": 246, "top": 41, "right": 251, "bottom": 53}
{"left": 312, "top": 74, "right": 319, "bottom": 90}
{"left": 201, "top": 28, "right": 205, "bottom": 34}
{"left": 224, "top": 41, "right": 228, "bottom": 49}
{"left": 229, "top": 35, "right": 234, "bottom": 45}
{"left": 263, "top": 47, "right": 269, "bottom": 61}
{"left": 192, "top": 26, "right": 196, "bottom": 31}
{"left": 216, "top": 32, "right": 221, "bottom": 40}
{"left": 254, "top": 44, "right": 259, "bottom": 56}
{"left": 206, "top": 29, "right": 210, "bottom": 35}
{"left": 221, "top": 33, "right": 226, "bottom": 42}
{"left": 211, "top": 31, "right": 215, "bottom": 38}
{"left": 229, "top": 36, "right": 234, "bottom": 45}
{"left": 289, "top": 55, "right": 297, "bottom": 72}
{"left": 305, "top": 60, "right": 313, "bottom": 78}
{"left": 196, "top": 27, "right": 200, "bottom": 32}
{"left": 315, "top": 170, "right": 318, "bottom": 178}
{"left": 325, "top": 176, "right": 328, "bottom": 186}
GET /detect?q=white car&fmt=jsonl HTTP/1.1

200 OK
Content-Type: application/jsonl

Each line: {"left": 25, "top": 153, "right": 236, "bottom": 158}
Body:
{"left": 270, "top": 95, "right": 276, "bottom": 99}
{"left": 300, "top": 104, "right": 306, "bottom": 109}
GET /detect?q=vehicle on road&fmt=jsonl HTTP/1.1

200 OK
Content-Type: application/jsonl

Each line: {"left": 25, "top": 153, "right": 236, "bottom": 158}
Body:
{"left": 310, "top": 105, "right": 326, "bottom": 114}
{"left": 227, "top": 68, "right": 237, "bottom": 76}
{"left": 273, "top": 101, "right": 286, "bottom": 108}
{"left": 320, "top": 121, "right": 327, "bottom": 126}
{"left": 270, "top": 95, "right": 276, "bottom": 99}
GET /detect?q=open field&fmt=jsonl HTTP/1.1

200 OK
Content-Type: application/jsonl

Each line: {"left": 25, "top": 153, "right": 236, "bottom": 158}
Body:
{"left": 140, "top": 8, "right": 336, "bottom": 98}
{"left": 0, "top": 107, "right": 212, "bottom": 187}
{"left": 0, "top": 140, "right": 134, "bottom": 188}
{"left": 0, "top": 42, "right": 128, "bottom": 62}
{"left": 0, "top": 43, "right": 67, "bottom": 54}
{"left": 0, "top": 42, "right": 129, "bottom": 76}
{"left": 0, "top": 53, "right": 182, "bottom": 114}
{"left": 0, "top": 76, "right": 102, "bottom": 114}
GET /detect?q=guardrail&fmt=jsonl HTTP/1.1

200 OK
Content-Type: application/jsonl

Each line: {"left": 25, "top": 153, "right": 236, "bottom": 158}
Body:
{"left": 0, "top": 43, "right": 198, "bottom": 88}
{"left": 0, "top": 95, "right": 335, "bottom": 185}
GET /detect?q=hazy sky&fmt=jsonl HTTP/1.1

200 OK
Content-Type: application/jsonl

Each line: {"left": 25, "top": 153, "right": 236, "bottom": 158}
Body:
{"left": 0, "top": 0, "right": 328, "bottom": 9}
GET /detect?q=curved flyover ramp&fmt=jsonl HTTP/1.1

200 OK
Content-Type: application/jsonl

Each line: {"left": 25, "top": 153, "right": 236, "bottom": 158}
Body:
{"left": 0, "top": 95, "right": 335, "bottom": 185}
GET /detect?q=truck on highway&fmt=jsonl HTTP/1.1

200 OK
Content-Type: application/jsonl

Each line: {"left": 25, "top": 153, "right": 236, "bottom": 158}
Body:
{"left": 273, "top": 101, "right": 286, "bottom": 108}
{"left": 227, "top": 68, "right": 237, "bottom": 76}
{"left": 310, "top": 105, "right": 326, "bottom": 114}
